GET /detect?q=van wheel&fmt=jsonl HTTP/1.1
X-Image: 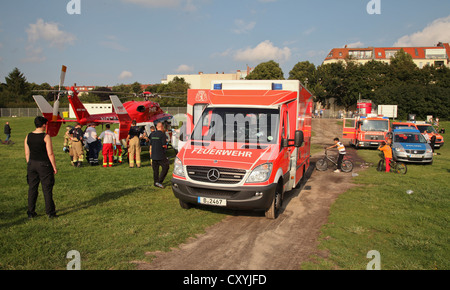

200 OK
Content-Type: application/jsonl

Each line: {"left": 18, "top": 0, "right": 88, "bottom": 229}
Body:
{"left": 265, "top": 183, "right": 282, "bottom": 219}
{"left": 179, "top": 199, "right": 192, "bottom": 209}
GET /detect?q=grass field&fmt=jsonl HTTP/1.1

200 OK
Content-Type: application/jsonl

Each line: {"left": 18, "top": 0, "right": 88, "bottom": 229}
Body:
{"left": 303, "top": 121, "right": 450, "bottom": 270}
{"left": 0, "top": 117, "right": 448, "bottom": 270}
{"left": 0, "top": 117, "right": 226, "bottom": 270}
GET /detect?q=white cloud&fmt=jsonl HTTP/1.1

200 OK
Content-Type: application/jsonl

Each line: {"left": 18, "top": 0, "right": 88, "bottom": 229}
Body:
{"left": 119, "top": 71, "right": 133, "bottom": 80}
{"left": 233, "top": 19, "right": 256, "bottom": 34}
{"left": 26, "top": 19, "right": 76, "bottom": 49}
{"left": 21, "top": 46, "right": 46, "bottom": 63}
{"left": 175, "top": 64, "right": 194, "bottom": 73}
{"left": 303, "top": 27, "right": 316, "bottom": 36}
{"left": 394, "top": 15, "right": 450, "bottom": 47}
{"left": 100, "top": 35, "right": 128, "bottom": 52}
{"left": 22, "top": 19, "right": 76, "bottom": 63}
{"left": 346, "top": 41, "right": 365, "bottom": 48}
{"left": 233, "top": 40, "right": 291, "bottom": 63}
{"left": 121, "top": 0, "right": 202, "bottom": 11}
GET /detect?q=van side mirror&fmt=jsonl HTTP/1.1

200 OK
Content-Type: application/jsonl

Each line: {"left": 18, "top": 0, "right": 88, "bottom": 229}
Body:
{"left": 294, "top": 130, "right": 304, "bottom": 147}
{"left": 281, "top": 130, "right": 304, "bottom": 148}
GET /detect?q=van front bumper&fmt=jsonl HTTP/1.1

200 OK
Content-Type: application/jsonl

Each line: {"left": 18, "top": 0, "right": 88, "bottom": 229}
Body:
{"left": 171, "top": 178, "right": 277, "bottom": 211}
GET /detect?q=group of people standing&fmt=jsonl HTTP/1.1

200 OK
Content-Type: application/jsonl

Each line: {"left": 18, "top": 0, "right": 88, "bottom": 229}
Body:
{"left": 126, "top": 120, "right": 170, "bottom": 188}
{"left": 24, "top": 116, "right": 171, "bottom": 219}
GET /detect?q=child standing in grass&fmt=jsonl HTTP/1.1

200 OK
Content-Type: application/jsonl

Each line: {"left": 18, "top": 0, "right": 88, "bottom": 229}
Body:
{"left": 378, "top": 140, "right": 392, "bottom": 172}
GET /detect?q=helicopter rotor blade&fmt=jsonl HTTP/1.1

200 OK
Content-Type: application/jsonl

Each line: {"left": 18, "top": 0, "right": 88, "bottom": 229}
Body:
{"left": 53, "top": 65, "right": 67, "bottom": 121}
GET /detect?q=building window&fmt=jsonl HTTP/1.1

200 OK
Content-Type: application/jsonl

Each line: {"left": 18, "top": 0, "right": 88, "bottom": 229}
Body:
{"left": 385, "top": 50, "right": 399, "bottom": 58}
{"left": 425, "top": 49, "right": 446, "bottom": 59}
{"left": 348, "top": 50, "right": 372, "bottom": 59}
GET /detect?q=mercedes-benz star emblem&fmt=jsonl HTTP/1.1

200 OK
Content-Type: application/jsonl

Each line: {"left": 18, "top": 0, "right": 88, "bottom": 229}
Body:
{"left": 207, "top": 169, "right": 220, "bottom": 182}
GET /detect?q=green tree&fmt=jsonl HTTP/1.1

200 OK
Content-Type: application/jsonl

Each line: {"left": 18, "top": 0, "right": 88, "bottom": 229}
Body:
{"left": 246, "top": 60, "right": 284, "bottom": 80}
{"left": 89, "top": 86, "right": 112, "bottom": 101}
{"left": 130, "top": 82, "right": 142, "bottom": 94}
{"left": 1, "top": 67, "right": 31, "bottom": 104}
{"left": 288, "top": 61, "right": 316, "bottom": 89}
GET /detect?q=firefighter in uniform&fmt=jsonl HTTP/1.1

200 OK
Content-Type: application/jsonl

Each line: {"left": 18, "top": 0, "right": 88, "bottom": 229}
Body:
{"left": 126, "top": 120, "right": 143, "bottom": 168}
{"left": 63, "top": 126, "right": 74, "bottom": 166}
{"left": 70, "top": 123, "right": 85, "bottom": 167}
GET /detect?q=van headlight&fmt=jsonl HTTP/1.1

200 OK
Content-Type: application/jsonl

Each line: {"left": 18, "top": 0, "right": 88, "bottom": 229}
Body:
{"left": 173, "top": 157, "right": 185, "bottom": 177}
{"left": 426, "top": 148, "right": 433, "bottom": 153}
{"left": 246, "top": 163, "right": 272, "bottom": 183}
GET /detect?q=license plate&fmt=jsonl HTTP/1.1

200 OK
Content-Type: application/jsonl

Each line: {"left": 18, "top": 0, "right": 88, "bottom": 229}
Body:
{"left": 198, "top": 197, "right": 227, "bottom": 207}
{"left": 370, "top": 142, "right": 379, "bottom": 145}
{"left": 410, "top": 154, "right": 422, "bottom": 158}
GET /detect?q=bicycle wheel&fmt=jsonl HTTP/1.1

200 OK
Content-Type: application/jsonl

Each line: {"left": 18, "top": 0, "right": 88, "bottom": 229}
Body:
{"left": 315, "top": 158, "right": 328, "bottom": 171}
{"left": 377, "top": 159, "right": 385, "bottom": 172}
{"left": 394, "top": 162, "right": 407, "bottom": 174}
{"left": 341, "top": 160, "right": 353, "bottom": 172}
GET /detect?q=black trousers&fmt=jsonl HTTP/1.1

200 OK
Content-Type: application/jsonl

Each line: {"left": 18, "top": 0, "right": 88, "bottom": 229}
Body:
{"left": 152, "top": 158, "right": 169, "bottom": 185}
{"left": 27, "top": 160, "right": 56, "bottom": 216}
{"left": 337, "top": 153, "right": 344, "bottom": 170}
{"left": 88, "top": 140, "right": 100, "bottom": 164}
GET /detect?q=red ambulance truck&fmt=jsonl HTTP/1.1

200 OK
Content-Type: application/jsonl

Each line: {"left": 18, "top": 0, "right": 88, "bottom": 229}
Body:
{"left": 171, "top": 80, "right": 313, "bottom": 219}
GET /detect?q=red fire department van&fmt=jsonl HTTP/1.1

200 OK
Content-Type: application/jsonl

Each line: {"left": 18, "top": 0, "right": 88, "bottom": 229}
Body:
{"left": 343, "top": 115, "right": 390, "bottom": 148}
{"left": 171, "top": 80, "right": 313, "bottom": 219}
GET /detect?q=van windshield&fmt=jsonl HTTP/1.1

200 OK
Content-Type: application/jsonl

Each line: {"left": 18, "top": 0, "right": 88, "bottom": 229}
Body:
{"left": 191, "top": 108, "right": 280, "bottom": 144}
{"left": 361, "top": 120, "right": 389, "bottom": 132}
{"left": 394, "top": 133, "right": 427, "bottom": 144}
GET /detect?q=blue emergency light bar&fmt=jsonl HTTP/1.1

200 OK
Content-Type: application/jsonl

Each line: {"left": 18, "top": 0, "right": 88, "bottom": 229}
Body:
{"left": 272, "top": 83, "right": 283, "bottom": 90}
{"left": 213, "top": 83, "right": 222, "bottom": 90}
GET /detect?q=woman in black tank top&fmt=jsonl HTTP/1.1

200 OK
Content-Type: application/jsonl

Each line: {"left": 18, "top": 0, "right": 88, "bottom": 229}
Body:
{"left": 24, "top": 116, "right": 58, "bottom": 219}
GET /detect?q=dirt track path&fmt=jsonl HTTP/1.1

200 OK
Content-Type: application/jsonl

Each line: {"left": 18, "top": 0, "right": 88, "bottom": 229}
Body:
{"left": 135, "top": 119, "right": 365, "bottom": 270}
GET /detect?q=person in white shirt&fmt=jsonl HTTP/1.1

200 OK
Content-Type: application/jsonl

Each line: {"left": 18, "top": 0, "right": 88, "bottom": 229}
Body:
{"left": 326, "top": 137, "right": 346, "bottom": 173}
{"left": 98, "top": 124, "right": 116, "bottom": 167}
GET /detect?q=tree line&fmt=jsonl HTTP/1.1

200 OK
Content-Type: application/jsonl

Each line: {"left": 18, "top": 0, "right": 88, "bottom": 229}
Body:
{"left": 0, "top": 70, "right": 189, "bottom": 108}
{"left": 1, "top": 50, "right": 449, "bottom": 119}
{"left": 246, "top": 50, "right": 449, "bottom": 120}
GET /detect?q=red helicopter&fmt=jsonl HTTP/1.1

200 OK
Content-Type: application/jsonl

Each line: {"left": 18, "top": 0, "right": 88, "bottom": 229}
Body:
{"left": 33, "top": 66, "right": 174, "bottom": 140}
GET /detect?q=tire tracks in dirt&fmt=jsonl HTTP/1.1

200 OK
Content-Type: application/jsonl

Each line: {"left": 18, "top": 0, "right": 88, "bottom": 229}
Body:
{"left": 135, "top": 119, "right": 365, "bottom": 270}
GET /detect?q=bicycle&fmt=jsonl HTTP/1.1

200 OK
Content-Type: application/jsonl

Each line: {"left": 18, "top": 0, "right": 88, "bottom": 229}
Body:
{"left": 315, "top": 149, "right": 353, "bottom": 172}
{"left": 376, "top": 153, "right": 407, "bottom": 174}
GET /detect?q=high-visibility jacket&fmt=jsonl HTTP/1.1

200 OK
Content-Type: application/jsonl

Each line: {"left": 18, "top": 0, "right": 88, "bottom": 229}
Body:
{"left": 337, "top": 142, "right": 346, "bottom": 154}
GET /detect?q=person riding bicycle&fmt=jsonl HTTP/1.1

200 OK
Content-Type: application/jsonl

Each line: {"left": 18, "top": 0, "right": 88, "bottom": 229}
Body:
{"left": 326, "top": 137, "right": 346, "bottom": 173}
{"left": 378, "top": 140, "right": 392, "bottom": 172}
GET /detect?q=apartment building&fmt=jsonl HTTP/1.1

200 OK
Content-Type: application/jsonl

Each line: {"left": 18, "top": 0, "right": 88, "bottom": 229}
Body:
{"left": 323, "top": 42, "right": 450, "bottom": 68}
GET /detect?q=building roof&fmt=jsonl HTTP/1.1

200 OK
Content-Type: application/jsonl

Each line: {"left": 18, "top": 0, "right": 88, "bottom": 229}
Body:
{"left": 324, "top": 42, "right": 450, "bottom": 64}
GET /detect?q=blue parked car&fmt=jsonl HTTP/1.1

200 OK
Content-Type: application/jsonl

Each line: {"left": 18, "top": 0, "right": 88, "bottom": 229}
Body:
{"left": 392, "top": 129, "right": 433, "bottom": 163}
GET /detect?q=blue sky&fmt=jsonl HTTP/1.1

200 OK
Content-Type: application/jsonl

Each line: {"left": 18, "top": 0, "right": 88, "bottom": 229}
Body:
{"left": 1, "top": 0, "right": 450, "bottom": 87}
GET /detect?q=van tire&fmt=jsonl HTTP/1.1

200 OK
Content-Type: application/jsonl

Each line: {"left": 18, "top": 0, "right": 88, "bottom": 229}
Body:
{"left": 265, "top": 183, "right": 283, "bottom": 219}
